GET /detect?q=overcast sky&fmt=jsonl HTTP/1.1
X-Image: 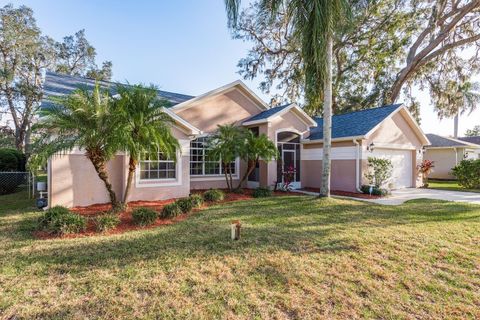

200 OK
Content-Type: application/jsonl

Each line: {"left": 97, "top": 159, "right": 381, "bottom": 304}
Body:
{"left": 5, "top": 0, "right": 480, "bottom": 136}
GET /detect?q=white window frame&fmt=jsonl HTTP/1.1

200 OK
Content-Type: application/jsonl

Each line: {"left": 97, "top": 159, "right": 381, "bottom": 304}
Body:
{"left": 135, "top": 150, "right": 182, "bottom": 188}
{"left": 190, "top": 136, "right": 239, "bottom": 179}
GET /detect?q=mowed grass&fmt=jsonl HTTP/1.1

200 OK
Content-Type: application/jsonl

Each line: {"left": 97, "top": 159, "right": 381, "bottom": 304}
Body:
{"left": 428, "top": 180, "right": 480, "bottom": 193}
{"left": 1, "top": 190, "right": 480, "bottom": 319}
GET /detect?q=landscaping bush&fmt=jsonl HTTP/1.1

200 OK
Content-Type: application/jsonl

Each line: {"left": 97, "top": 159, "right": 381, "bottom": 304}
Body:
{"left": 451, "top": 159, "right": 480, "bottom": 189}
{"left": 176, "top": 198, "right": 194, "bottom": 213}
{"left": 365, "top": 157, "right": 393, "bottom": 188}
{"left": 189, "top": 194, "right": 204, "bottom": 208}
{"left": 94, "top": 213, "right": 121, "bottom": 232}
{"left": 38, "top": 206, "right": 87, "bottom": 235}
{"left": 160, "top": 202, "right": 181, "bottom": 219}
{"left": 252, "top": 187, "right": 272, "bottom": 198}
{"left": 360, "top": 185, "right": 389, "bottom": 196}
{"left": 203, "top": 189, "right": 225, "bottom": 202}
{"left": 38, "top": 206, "right": 70, "bottom": 229}
{"left": 51, "top": 213, "right": 87, "bottom": 235}
{"left": 132, "top": 207, "right": 158, "bottom": 226}
{"left": 0, "top": 148, "right": 26, "bottom": 171}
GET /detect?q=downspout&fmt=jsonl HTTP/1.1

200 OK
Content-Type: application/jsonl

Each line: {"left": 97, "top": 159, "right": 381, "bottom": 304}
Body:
{"left": 353, "top": 139, "right": 362, "bottom": 192}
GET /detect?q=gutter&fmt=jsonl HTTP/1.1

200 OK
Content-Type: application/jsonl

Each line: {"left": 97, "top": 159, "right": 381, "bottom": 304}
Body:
{"left": 353, "top": 139, "right": 362, "bottom": 192}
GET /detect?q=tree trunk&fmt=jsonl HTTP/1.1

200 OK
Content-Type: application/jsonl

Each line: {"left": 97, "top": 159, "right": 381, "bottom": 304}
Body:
{"left": 222, "top": 162, "right": 231, "bottom": 190}
{"left": 453, "top": 113, "right": 459, "bottom": 138}
{"left": 237, "top": 159, "right": 256, "bottom": 189}
{"left": 320, "top": 36, "right": 333, "bottom": 197}
{"left": 123, "top": 156, "right": 137, "bottom": 206}
{"left": 87, "top": 152, "right": 119, "bottom": 210}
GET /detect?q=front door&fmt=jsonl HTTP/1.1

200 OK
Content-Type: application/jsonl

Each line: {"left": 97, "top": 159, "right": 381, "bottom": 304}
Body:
{"left": 282, "top": 149, "right": 296, "bottom": 182}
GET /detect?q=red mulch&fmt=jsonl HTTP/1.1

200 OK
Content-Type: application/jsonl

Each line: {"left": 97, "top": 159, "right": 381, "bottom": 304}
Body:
{"left": 300, "top": 187, "right": 382, "bottom": 199}
{"left": 34, "top": 189, "right": 296, "bottom": 240}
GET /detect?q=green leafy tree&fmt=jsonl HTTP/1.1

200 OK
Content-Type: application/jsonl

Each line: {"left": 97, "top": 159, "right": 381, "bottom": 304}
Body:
{"left": 207, "top": 124, "right": 244, "bottom": 191}
{"left": 0, "top": 4, "right": 113, "bottom": 153}
{"left": 465, "top": 125, "right": 480, "bottom": 137}
{"left": 114, "top": 84, "right": 179, "bottom": 206}
{"left": 33, "top": 85, "right": 123, "bottom": 210}
{"left": 0, "top": 4, "right": 55, "bottom": 152}
{"left": 230, "top": 0, "right": 480, "bottom": 120}
{"left": 55, "top": 29, "right": 113, "bottom": 81}
{"left": 225, "top": 0, "right": 357, "bottom": 197}
{"left": 236, "top": 129, "right": 278, "bottom": 189}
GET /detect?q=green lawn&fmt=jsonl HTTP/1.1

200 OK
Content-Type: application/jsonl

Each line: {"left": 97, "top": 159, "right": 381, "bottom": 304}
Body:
{"left": 428, "top": 180, "right": 480, "bottom": 193}
{"left": 1, "top": 190, "right": 480, "bottom": 319}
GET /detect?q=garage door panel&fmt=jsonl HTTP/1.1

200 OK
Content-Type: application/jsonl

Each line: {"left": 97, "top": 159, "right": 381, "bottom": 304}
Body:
{"left": 370, "top": 149, "right": 412, "bottom": 189}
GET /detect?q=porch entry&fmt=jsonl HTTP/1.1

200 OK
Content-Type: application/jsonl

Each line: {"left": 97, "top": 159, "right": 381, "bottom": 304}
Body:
{"left": 277, "top": 131, "right": 301, "bottom": 189}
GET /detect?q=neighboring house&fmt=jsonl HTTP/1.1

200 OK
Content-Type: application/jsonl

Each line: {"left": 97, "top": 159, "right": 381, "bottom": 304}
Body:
{"left": 424, "top": 134, "right": 480, "bottom": 180}
{"left": 43, "top": 71, "right": 429, "bottom": 208}
{"left": 458, "top": 136, "right": 480, "bottom": 159}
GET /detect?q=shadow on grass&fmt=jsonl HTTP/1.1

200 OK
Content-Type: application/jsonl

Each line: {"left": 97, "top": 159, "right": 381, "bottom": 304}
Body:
{"left": 2, "top": 195, "right": 479, "bottom": 272}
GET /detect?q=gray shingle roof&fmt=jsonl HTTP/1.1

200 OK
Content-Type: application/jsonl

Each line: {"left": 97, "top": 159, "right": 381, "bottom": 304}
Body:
{"left": 458, "top": 136, "right": 480, "bottom": 145}
{"left": 41, "top": 71, "right": 194, "bottom": 110}
{"left": 243, "top": 103, "right": 292, "bottom": 123}
{"left": 426, "top": 134, "right": 470, "bottom": 148}
{"left": 308, "top": 104, "right": 402, "bottom": 141}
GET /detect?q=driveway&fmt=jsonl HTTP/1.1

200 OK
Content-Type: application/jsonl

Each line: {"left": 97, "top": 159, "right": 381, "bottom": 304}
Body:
{"left": 363, "top": 188, "right": 480, "bottom": 205}
{"left": 294, "top": 188, "right": 480, "bottom": 205}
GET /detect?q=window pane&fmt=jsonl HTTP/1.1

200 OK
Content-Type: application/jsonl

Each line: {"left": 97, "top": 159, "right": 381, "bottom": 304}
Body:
{"left": 150, "top": 171, "right": 159, "bottom": 179}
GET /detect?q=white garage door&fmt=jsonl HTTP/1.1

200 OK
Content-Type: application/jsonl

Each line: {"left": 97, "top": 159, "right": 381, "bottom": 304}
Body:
{"left": 371, "top": 149, "right": 412, "bottom": 189}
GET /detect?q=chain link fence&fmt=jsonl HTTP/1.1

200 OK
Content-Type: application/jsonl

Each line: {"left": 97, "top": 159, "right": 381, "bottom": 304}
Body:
{"left": 0, "top": 172, "right": 32, "bottom": 196}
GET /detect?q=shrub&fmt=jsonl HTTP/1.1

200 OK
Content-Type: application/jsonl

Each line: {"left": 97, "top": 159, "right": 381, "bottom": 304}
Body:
{"left": 417, "top": 159, "right": 435, "bottom": 187}
{"left": 0, "top": 148, "right": 26, "bottom": 171}
{"left": 189, "top": 194, "right": 204, "bottom": 208}
{"left": 51, "top": 213, "right": 87, "bottom": 235}
{"left": 252, "top": 187, "right": 272, "bottom": 198}
{"left": 132, "top": 207, "right": 158, "bottom": 226}
{"left": 451, "top": 159, "right": 480, "bottom": 189}
{"left": 176, "top": 198, "right": 194, "bottom": 214}
{"left": 360, "top": 185, "right": 389, "bottom": 196}
{"left": 95, "top": 213, "right": 121, "bottom": 232}
{"left": 160, "top": 202, "right": 181, "bottom": 219}
{"left": 365, "top": 157, "right": 393, "bottom": 188}
{"left": 38, "top": 206, "right": 87, "bottom": 235}
{"left": 203, "top": 189, "right": 225, "bottom": 202}
{"left": 38, "top": 206, "right": 70, "bottom": 229}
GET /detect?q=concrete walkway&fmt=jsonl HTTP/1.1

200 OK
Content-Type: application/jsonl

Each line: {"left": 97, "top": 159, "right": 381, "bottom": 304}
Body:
{"left": 292, "top": 188, "right": 480, "bottom": 205}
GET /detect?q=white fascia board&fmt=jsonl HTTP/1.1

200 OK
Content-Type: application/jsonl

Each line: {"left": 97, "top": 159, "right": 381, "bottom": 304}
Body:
{"left": 300, "top": 135, "right": 365, "bottom": 144}
{"left": 162, "top": 107, "right": 202, "bottom": 135}
{"left": 364, "top": 105, "right": 430, "bottom": 146}
{"left": 170, "top": 80, "right": 268, "bottom": 112}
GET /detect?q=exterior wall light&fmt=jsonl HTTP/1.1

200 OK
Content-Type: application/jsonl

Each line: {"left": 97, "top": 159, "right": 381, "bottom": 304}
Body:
{"left": 367, "top": 142, "right": 375, "bottom": 152}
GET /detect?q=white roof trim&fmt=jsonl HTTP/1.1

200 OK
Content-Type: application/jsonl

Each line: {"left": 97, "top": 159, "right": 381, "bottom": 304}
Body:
{"left": 364, "top": 105, "right": 430, "bottom": 146}
{"left": 301, "top": 135, "right": 366, "bottom": 144}
{"left": 242, "top": 103, "right": 317, "bottom": 127}
{"left": 162, "top": 107, "right": 202, "bottom": 135}
{"left": 170, "top": 80, "right": 268, "bottom": 112}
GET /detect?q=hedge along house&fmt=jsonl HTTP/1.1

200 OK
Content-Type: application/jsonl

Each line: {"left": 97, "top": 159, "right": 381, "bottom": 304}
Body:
{"left": 43, "top": 72, "right": 429, "bottom": 208}
{"left": 424, "top": 134, "right": 480, "bottom": 180}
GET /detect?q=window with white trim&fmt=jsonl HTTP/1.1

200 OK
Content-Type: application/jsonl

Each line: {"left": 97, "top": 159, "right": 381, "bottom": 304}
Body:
{"left": 190, "top": 137, "right": 236, "bottom": 176}
{"left": 139, "top": 152, "right": 176, "bottom": 180}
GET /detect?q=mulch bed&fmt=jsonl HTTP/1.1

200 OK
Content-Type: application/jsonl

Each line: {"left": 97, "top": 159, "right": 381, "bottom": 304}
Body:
{"left": 34, "top": 189, "right": 294, "bottom": 240}
{"left": 300, "top": 187, "right": 382, "bottom": 199}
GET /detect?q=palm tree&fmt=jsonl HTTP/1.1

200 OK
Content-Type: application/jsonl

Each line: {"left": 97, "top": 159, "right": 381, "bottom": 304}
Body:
{"left": 236, "top": 130, "right": 278, "bottom": 189}
{"left": 35, "top": 85, "right": 123, "bottom": 210}
{"left": 207, "top": 124, "right": 243, "bottom": 191}
{"left": 225, "top": 0, "right": 353, "bottom": 197}
{"left": 114, "top": 84, "right": 179, "bottom": 206}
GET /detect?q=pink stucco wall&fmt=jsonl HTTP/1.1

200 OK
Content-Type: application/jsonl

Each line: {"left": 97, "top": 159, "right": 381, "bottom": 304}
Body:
{"left": 301, "top": 159, "right": 357, "bottom": 192}
{"left": 176, "top": 89, "right": 263, "bottom": 133}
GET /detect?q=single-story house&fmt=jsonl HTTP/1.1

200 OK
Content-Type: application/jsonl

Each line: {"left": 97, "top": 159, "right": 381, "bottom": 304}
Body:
{"left": 424, "top": 134, "right": 480, "bottom": 179}
{"left": 458, "top": 136, "right": 480, "bottom": 159}
{"left": 43, "top": 71, "right": 430, "bottom": 208}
